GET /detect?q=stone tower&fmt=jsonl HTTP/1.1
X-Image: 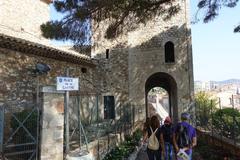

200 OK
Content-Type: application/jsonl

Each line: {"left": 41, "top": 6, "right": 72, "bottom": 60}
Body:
{"left": 0, "top": 0, "right": 51, "bottom": 43}
{"left": 92, "top": 0, "right": 194, "bottom": 123}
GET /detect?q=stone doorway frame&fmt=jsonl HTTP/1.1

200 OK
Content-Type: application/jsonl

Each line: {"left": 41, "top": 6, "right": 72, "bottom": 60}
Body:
{"left": 145, "top": 72, "right": 178, "bottom": 123}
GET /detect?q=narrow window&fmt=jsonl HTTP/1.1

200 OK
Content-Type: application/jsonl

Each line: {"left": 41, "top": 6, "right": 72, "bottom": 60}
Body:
{"left": 104, "top": 96, "right": 115, "bottom": 119}
{"left": 81, "top": 67, "right": 87, "bottom": 73}
{"left": 106, "top": 49, "right": 110, "bottom": 59}
{"left": 164, "top": 41, "right": 175, "bottom": 63}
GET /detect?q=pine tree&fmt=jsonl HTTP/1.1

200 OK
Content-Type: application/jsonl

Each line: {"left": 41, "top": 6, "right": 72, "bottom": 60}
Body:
{"left": 195, "top": 0, "right": 240, "bottom": 32}
{"left": 40, "top": 0, "right": 180, "bottom": 44}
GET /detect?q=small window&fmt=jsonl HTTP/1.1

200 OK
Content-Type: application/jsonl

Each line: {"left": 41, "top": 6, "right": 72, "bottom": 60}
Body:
{"left": 81, "top": 67, "right": 87, "bottom": 73}
{"left": 106, "top": 49, "right": 110, "bottom": 59}
{"left": 104, "top": 96, "right": 115, "bottom": 119}
{"left": 164, "top": 41, "right": 175, "bottom": 63}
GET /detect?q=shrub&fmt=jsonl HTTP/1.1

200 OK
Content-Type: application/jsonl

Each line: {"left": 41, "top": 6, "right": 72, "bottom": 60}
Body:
{"left": 132, "top": 128, "right": 142, "bottom": 143}
{"left": 103, "top": 128, "right": 142, "bottom": 160}
{"left": 195, "top": 92, "right": 217, "bottom": 127}
{"left": 213, "top": 108, "right": 240, "bottom": 139}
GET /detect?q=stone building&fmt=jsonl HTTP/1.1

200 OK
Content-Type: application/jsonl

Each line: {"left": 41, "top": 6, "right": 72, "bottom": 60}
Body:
{"left": 0, "top": 1, "right": 98, "bottom": 159}
{"left": 92, "top": 0, "right": 194, "bottom": 123}
{"left": 0, "top": 0, "right": 194, "bottom": 159}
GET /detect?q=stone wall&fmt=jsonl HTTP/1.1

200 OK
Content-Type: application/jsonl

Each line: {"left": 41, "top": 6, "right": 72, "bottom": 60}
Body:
{"left": 92, "top": 0, "right": 194, "bottom": 121}
{"left": 0, "top": 47, "right": 104, "bottom": 159}
{"left": 0, "top": 47, "right": 95, "bottom": 106}
{"left": 0, "top": 0, "right": 51, "bottom": 44}
{"left": 128, "top": 24, "right": 193, "bottom": 119}
{"left": 95, "top": 48, "right": 130, "bottom": 120}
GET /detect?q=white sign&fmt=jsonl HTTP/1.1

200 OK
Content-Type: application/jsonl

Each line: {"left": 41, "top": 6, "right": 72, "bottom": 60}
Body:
{"left": 57, "top": 77, "right": 79, "bottom": 91}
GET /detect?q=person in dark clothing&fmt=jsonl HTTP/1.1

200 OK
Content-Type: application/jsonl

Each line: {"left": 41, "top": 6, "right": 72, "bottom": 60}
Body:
{"left": 173, "top": 113, "right": 197, "bottom": 160}
{"left": 142, "top": 115, "right": 164, "bottom": 160}
{"left": 143, "top": 117, "right": 151, "bottom": 135}
{"left": 161, "top": 116, "right": 174, "bottom": 160}
{"left": 141, "top": 117, "right": 151, "bottom": 151}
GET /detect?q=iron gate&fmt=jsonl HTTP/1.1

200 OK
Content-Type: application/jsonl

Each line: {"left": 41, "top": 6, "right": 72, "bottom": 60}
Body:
{"left": 0, "top": 103, "right": 40, "bottom": 160}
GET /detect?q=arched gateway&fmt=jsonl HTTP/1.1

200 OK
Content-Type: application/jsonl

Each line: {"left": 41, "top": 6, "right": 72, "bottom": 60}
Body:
{"left": 145, "top": 72, "right": 178, "bottom": 123}
{"left": 92, "top": 0, "right": 194, "bottom": 124}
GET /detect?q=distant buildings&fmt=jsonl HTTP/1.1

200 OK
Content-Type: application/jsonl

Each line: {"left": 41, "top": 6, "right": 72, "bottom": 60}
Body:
{"left": 194, "top": 81, "right": 218, "bottom": 92}
{"left": 194, "top": 80, "right": 240, "bottom": 110}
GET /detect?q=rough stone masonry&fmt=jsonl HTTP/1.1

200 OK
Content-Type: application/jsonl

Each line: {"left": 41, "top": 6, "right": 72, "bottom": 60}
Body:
{"left": 0, "top": 0, "right": 194, "bottom": 159}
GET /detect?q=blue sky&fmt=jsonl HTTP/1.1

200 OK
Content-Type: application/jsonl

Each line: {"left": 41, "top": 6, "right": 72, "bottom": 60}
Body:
{"left": 50, "top": 2, "right": 240, "bottom": 81}
{"left": 190, "top": 1, "right": 240, "bottom": 81}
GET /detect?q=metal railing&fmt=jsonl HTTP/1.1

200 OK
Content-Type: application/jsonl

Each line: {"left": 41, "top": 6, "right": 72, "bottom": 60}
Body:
{"left": 195, "top": 96, "right": 240, "bottom": 147}
{"left": 65, "top": 94, "right": 141, "bottom": 159}
{"left": 0, "top": 103, "right": 40, "bottom": 160}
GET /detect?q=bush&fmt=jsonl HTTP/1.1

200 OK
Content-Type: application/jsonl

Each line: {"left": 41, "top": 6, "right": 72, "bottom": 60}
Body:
{"left": 213, "top": 108, "right": 240, "bottom": 139}
{"left": 195, "top": 92, "right": 217, "bottom": 127}
{"left": 103, "top": 128, "right": 142, "bottom": 160}
{"left": 132, "top": 128, "right": 142, "bottom": 143}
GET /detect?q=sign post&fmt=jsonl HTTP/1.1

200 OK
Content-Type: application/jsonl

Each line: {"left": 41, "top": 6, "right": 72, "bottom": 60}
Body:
{"left": 0, "top": 106, "right": 4, "bottom": 153}
{"left": 57, "top": 77, "right": 79, "bottom": 91}
{"left": 57, "top": 74, "right": 79, "bottom": 154}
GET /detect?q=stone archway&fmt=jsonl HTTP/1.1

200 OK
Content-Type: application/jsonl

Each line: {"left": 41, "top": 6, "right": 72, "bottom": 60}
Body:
{"left": 145, "top": 72, "right": 178, "bottom": 123}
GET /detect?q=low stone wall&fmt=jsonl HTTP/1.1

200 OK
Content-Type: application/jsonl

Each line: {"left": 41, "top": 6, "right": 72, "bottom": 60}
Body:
{"left": 197, "top": 129, "right": 240, "bottom": 157}
{"left": 68, "top": 123, "right": 142, "bottom": 160}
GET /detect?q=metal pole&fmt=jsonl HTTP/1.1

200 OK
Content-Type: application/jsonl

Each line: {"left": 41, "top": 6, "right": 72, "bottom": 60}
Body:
{"left": 77, "top": 90, "right": 81, "bottom": 149}
{"left": 132, "top": 104, "right": 135, "bottom": 128}
{"left": 0, "top": 106, "right": 4, "bottom": 154}
{"left": 232, "top": 95, "right": 236, "bottom": 146}
{"left": 65, "top": 68, "right": 70, "bottom": 154}
{"left": 36, "top": 76, "right": 39, "bottom": 159}
{"left": 96, "top": 94, "right": 100, "bottom": 159}
{"left": 96, "top": 94, "right": 99, "bottom": 122}
{"left": 219, "top": 98, "right": 223, "bottom": 149}
{"left": 203, "top": 100, "right": 206, "bottom": 130}
{"left": 210, "top": 100, "right": 213, "bottom": 138}
{"left": 36, "top": 76, "right": 39, "bottom": 106}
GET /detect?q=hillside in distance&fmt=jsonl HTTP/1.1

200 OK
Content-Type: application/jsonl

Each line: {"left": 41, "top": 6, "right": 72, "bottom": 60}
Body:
{"left": 213, "top": 79, "right": 240, "bottom": 85}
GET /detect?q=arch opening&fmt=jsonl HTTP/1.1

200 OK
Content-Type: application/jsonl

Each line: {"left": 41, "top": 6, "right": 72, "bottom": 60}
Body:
{"left": 145, "top": 72, "right": 178, "bottom": 123}
{"left": 147, "top": 87, "right": 169, "bottom": 124}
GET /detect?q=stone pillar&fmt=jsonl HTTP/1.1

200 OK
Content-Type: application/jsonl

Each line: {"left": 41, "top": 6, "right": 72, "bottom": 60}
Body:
{"left": 40, "top": 86, "right": 64, "bottom": 160}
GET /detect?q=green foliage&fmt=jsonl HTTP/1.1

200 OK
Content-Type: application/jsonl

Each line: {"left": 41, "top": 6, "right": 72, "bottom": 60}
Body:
{"left": 132, "top": 128, "right": 142, "bottom": 144}
{"left": 103, "top": 128, "right": 142, "bottom": 160}
{"left": 213, "top": 108, "right": 240, "bottom": 139}
{"left": 103, "top": 139, "right": 135, "bottom": 160}
{"left": 148, "top": 87, "right": 167, "bottom": 95}
{"left": 195, "top": 92, "right": 217, "bottom": 127}
{"left": 41, "top": 0, "right": 180, "bottom": 43}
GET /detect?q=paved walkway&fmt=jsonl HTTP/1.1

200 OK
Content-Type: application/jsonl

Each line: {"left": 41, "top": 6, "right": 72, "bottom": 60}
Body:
{"left": 135, "top": 148, "right": 149, "bottom": 160}
{"left": 135, "top": 149, "right": 175, "bottom": 160}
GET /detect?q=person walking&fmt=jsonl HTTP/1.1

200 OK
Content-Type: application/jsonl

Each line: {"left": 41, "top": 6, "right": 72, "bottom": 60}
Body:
{"left": 173, "top": 113, "right": 197, "bottom": 160}
{"left": 142, "top": 117, "right": 151, "bottom": 151}
{"left": 142, "top": 115, "right": 164, "bottom": 160}
{"left": 143, "top": 117, "right": 151, "bottom": 135}
{"left": 161, "top": 116, "right": 174, "bottom": 160}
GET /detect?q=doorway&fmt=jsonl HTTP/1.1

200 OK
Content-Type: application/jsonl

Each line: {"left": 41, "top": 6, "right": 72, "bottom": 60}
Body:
{"left": 145, "top": 72, "right": 178, "bottom": 123}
